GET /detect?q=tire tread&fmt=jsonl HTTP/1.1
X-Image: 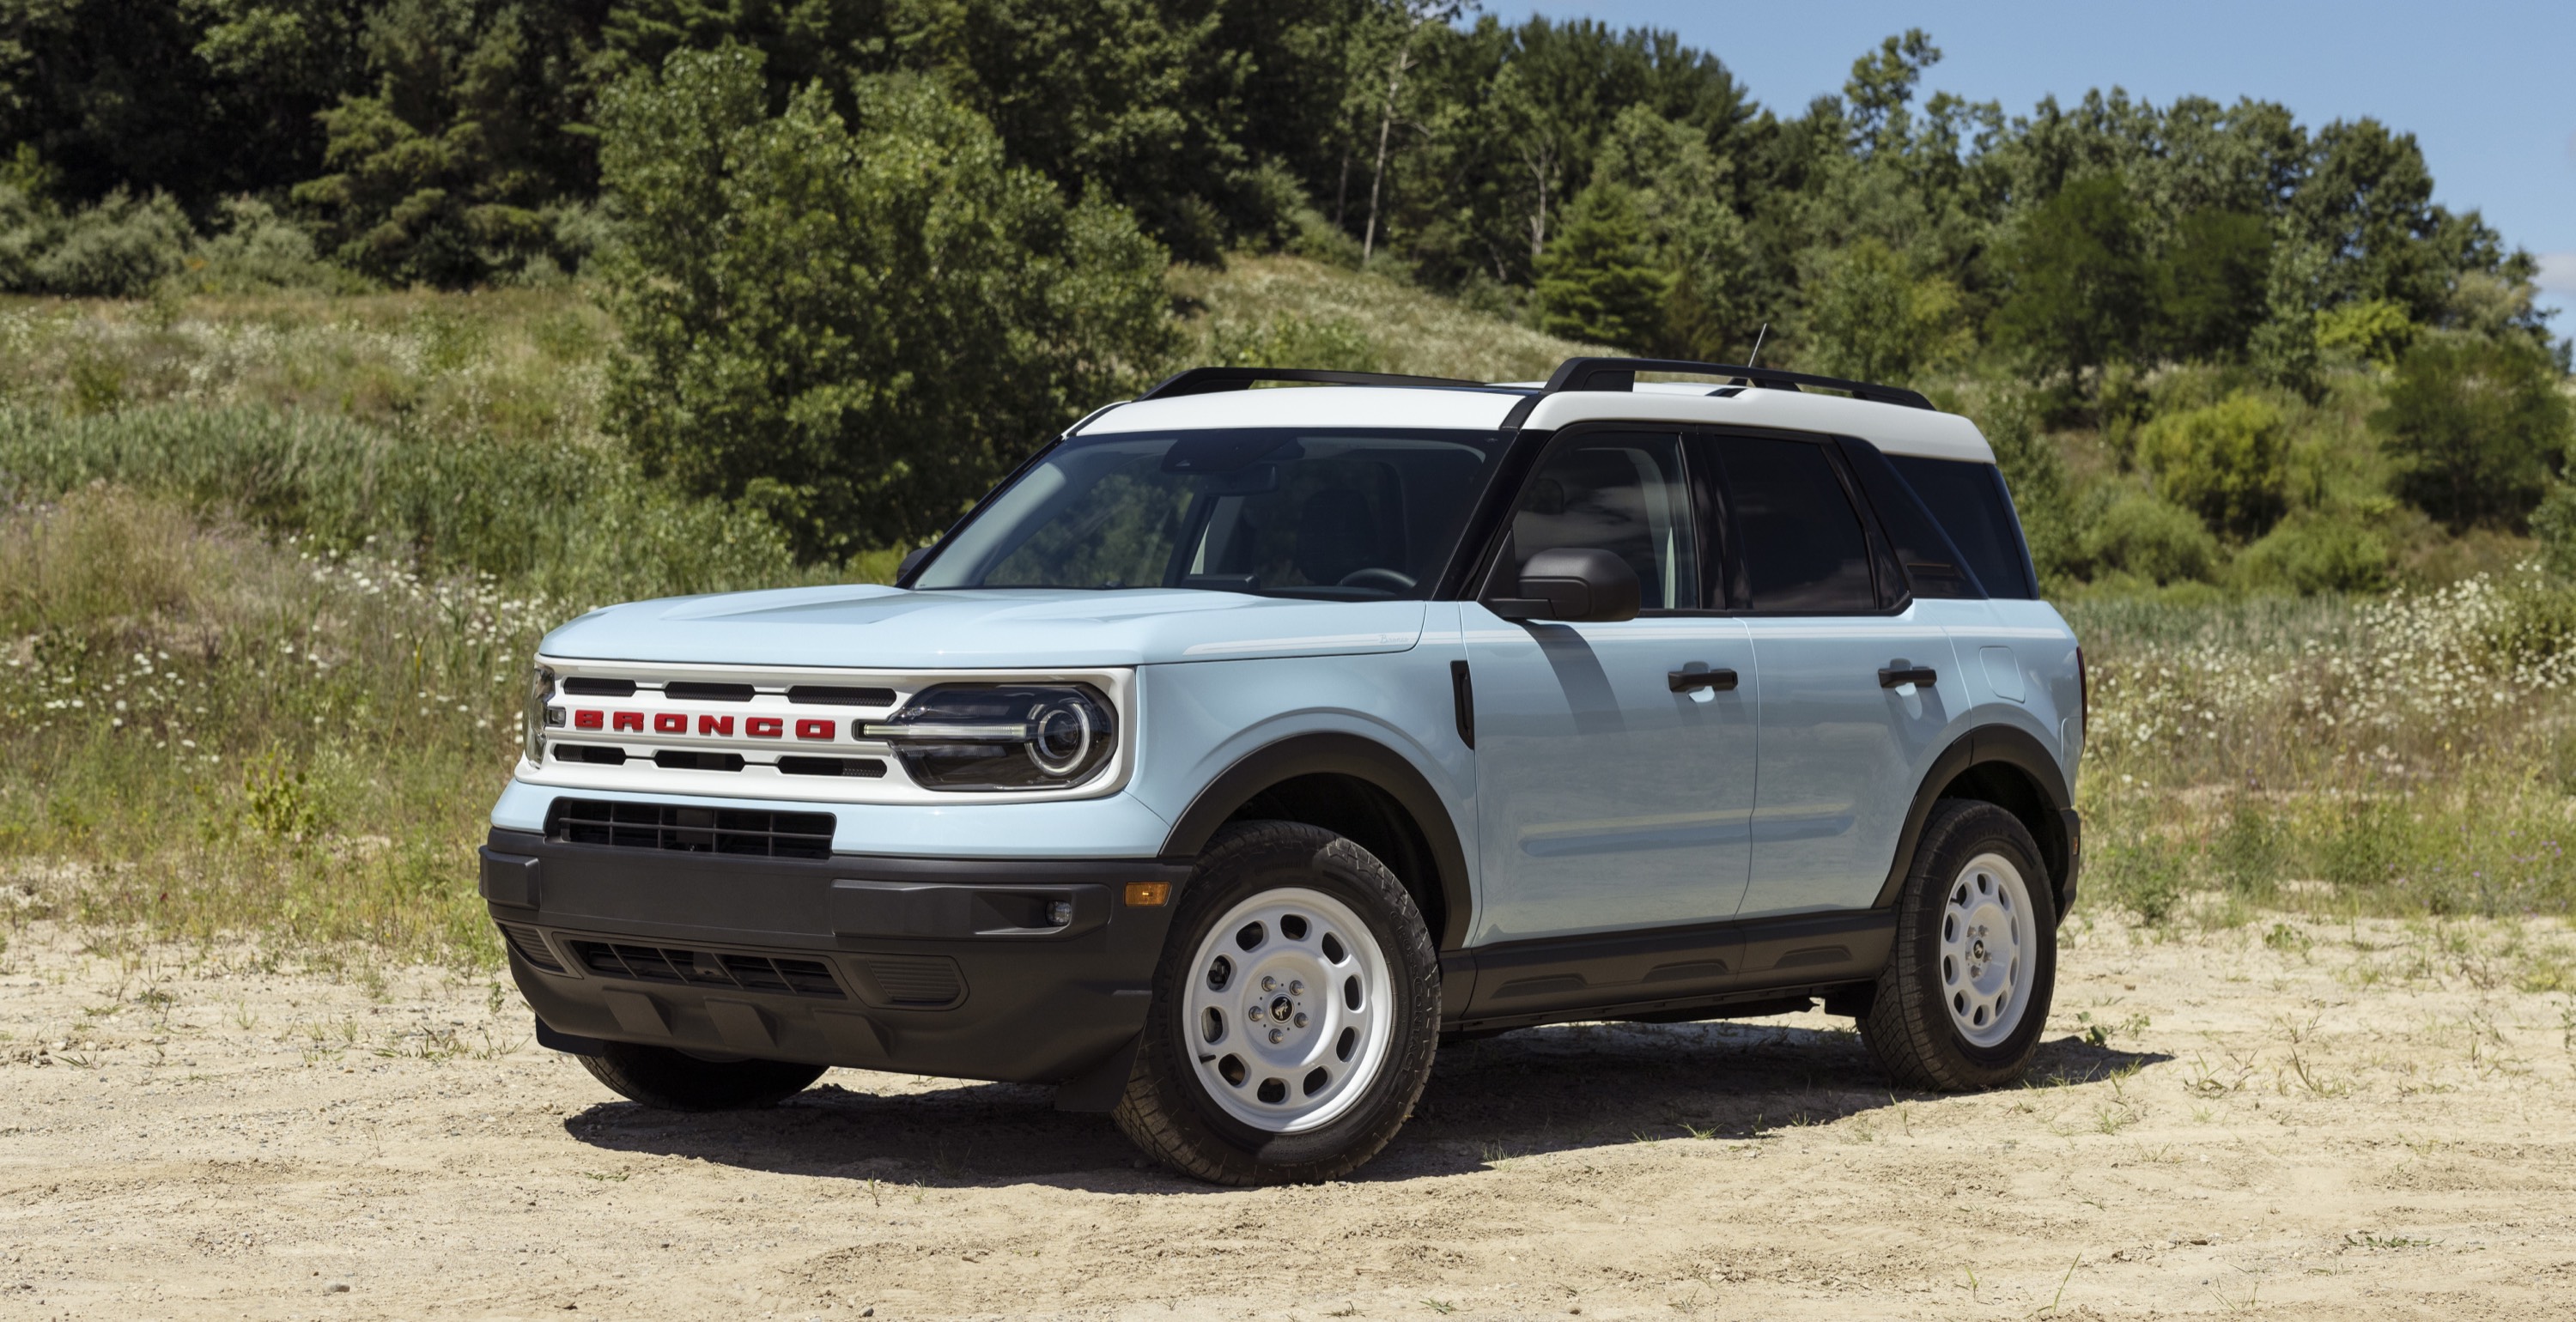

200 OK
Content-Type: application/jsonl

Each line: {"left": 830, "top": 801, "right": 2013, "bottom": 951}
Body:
{"left": 1862, "top": 799, "right": 2057, "bottom": 1092}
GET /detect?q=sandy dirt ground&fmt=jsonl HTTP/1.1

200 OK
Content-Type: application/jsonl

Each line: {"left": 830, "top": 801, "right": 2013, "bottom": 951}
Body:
{"left": 5, "top": 911, "right": 2575, "bottom": 1321}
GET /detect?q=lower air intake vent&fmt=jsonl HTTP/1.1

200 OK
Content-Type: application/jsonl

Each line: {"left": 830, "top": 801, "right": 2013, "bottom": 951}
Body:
{"left": 497, "top": 923, "right": 565, "bottom": 974}
{"left": 856, "top": 955, "right": 967, "bottom": 1009}
{"left": 567, "top": 940, "right": 846, "bottom": 999}
{"left": 547, "top": 798, "right": 834, "bottom": 860}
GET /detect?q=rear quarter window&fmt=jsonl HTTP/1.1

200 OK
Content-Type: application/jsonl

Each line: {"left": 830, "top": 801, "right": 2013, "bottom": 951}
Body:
{"left": 1886, "top": 455, "right": 2040, "bottom": 599}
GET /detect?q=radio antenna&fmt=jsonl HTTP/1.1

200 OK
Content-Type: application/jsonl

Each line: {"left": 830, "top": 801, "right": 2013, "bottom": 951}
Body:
{"left": 1746, "top": 323, "right": 1770, "bottom": 368}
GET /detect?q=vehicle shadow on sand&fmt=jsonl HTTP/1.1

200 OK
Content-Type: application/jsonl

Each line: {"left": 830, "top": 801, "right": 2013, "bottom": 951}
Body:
{"left": 560, "top": 1020, "right": 2170, "bottom": 1192}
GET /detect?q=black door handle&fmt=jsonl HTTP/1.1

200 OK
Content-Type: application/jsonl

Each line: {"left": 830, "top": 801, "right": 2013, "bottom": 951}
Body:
{"left": 1879, "top": 665, "right": 1938, "bottom": 688}
{"left": 1668, "top": 667, "right": 1739, "bottom": 693}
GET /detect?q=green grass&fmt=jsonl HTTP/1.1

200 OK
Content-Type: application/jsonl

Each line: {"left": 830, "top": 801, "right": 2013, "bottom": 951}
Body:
{"left": 1169, "top": 253, "right": 1601, "bottom": 382}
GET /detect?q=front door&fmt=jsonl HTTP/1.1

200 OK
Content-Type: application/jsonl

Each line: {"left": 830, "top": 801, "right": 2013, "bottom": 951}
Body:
{"left": 1462, "top": 429, "right": 1757, "bottom": 943}
{"left": 1710, "top": 432, "right": 1959, "bottom": 918}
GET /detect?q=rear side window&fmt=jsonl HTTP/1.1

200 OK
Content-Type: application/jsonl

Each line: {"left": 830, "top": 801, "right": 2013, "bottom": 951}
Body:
{"left": 1712, "top": 436, "right": 1875, "bottom": 614}
{"left": 1839, "top": 440, "right": 1981, "bottom": 599}
{"left": 1887, "top": 455, "right": 2039, "bottom": 599}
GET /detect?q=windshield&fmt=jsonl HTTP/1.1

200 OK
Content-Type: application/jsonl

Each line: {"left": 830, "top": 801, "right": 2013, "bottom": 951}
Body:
{"left": 911, "top": 428, "right": 1504, "bottom": 599}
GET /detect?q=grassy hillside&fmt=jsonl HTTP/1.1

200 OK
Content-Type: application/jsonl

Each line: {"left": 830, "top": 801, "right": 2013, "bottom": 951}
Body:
{"left": 1, "top": 264, "right": 2573, "bottom": 985}
{"left": 1171, "top": 253, "right": 1602, "bottom": 382}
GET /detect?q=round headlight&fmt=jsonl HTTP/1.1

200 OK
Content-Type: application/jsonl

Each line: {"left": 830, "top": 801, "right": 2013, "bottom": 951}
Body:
{"left": 863, "top": 683, "right": 1116, "bottom": 791}
{"left": 1028, "top": 694, "right": 1099, "bottom": 776}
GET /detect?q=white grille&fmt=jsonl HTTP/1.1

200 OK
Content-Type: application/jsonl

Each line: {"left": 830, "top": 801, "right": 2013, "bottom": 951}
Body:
{"left": 519, "top": 658, "right": 1135, "bottom": 804}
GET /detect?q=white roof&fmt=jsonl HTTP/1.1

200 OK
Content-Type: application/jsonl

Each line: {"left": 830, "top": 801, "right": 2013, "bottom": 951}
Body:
{"left": 1075, "top": 380, "right": 1995, "bottom": 464}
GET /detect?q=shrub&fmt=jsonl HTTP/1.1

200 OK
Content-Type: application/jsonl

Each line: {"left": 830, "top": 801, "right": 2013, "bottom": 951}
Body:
{"left": 2080, "top": 491, "right": 2221, "bottom": 584}
{"left": 2093, "top": 836, "right": 2188, "bottom": 926}
{"left": 598, "top": 48, "right": 1176, "bottom": 561}
{"left": 2235, "top": 510, "right": 2391, "bottom": 594}
{"left": 2533, "top": 480, "right": 2576, "bottom": 579}
{"left": 1205, "top": 312, "right": 1380, "bottom": 373}
{"left": 2375, "top": 331, "right": 2573, "bottom": 529}
{"left": 173, "top": 198, "right": 371, "bottom": 295}
{"left": 2136, "top": 391, "right": 2289, "bottom": 539}
{"left": 3, "top": 188, "right": 197, "bottom": 297}
{"left": 2210, "top": 797, "right": 2286, "bottom": 903}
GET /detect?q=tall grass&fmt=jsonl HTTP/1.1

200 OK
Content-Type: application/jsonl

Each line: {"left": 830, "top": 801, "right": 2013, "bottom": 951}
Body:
{"left": 2070, "top": 572, "right": 2576, "bottom": 925}
{"left": 0, "top": 289, "right": 847, "bottom": 971}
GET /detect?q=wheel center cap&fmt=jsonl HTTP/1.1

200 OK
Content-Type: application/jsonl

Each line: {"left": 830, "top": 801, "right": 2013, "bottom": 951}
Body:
{"left": 1269, "top": 995, "right": 1294, "bottom": 1022}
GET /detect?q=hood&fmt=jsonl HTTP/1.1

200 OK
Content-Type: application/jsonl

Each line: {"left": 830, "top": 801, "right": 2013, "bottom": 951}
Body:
{"left": 537, "top": 585, "right": 1427, "bottom": 669}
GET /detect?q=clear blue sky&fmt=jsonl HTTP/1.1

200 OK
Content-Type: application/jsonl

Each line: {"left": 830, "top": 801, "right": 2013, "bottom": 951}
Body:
{"left": 1516, "top": 1, "right": 2576, "bottom": 328}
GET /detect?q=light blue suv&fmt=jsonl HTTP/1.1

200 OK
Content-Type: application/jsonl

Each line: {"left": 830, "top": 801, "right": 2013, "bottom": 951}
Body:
{"left": 484, "top": 356, "right": 2086, "bottom": 1185}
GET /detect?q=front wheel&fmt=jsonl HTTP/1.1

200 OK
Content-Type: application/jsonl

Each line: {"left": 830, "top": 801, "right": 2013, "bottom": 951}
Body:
{"left": 1113, "top": 822, "right": 1441, "bottom": 1185}
{"left": 574, "top": 1040, "right": 827, "bottom": 1111}
{"left": 1860, "top": 800, "right": 2059, "bottom": 1091}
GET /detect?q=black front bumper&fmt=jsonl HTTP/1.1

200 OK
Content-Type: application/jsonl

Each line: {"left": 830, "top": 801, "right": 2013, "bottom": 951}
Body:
{"left": 481, "top": 828, "right": 1189, "bottom": 1090}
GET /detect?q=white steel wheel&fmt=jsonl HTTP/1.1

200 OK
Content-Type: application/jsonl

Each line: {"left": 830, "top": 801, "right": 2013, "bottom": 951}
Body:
{"left": 1939, "top": 852, "right": 2032, "bottom": 1048}
{"left": 1180, "top": 886, "right": 1394, "bottom": 1134}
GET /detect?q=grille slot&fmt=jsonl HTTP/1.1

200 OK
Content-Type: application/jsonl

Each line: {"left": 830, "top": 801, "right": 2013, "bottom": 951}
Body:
{"left": 497, "top": 923, "right": 566, "bottom": 973}
{"left": 547, "top": 798, "right": 835, "bottom": 859}
{"left": 562, "top": 677, "right": 637, "bottom": 696}
{"left": 788, "top": 685, "right": 896, "bottom": 706}
{"left": 778, "top": 755, "right": 888, "bottom": 778}
{"left": 665, "top": 682, "right": 756, "bottom": 702}
{"left": 860, "top": 955, "right": 967, "bottom": 1008}
{"left": 653, "top": 749, "right": 746, "bottom": 773}
{"left": 568, "top": 940, "right": 846, "bottom": 1000}
{"left": 556, "top": 744, "right": 627, "bottom": 765}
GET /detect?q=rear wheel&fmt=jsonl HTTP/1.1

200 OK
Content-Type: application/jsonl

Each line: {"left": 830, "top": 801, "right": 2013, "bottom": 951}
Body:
{"left": 1861, "top": 800, "right": 2058, "bottom": 1091}
{"left": 575, "top": 1040, "right": 826, "bottom": 1111}
{"left": 1113, "top": 821, "right": 1440, "bottom": 1185}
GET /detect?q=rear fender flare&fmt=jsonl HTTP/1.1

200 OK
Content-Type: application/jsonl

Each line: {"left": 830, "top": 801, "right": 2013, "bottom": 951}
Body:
{"left": 1874, "top": 725, "right": 2075, "bottom": 913}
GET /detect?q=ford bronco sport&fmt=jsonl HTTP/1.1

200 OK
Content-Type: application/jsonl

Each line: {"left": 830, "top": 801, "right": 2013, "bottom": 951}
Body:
{"left": 485, "top": 356, "right": 2085, "bottom": 1185}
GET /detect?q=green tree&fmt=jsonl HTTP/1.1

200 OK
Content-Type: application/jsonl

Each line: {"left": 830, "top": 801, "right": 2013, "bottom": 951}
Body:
{"left": 1990, "top": 173, "right": 2155, "bottom": 385}
{"left": 2373, "top": 333, "right": 2574, "bottom": 530}
{"left": 597, "top": 46, "right": 1176, "bottom": 561}
{"left": 1589, "top": 103, "right": 1749, "bottom": 357}
{"left": 1533, "top": 182, "right": 1668, "bottom": 350}
{"left": 1801, "top": 236, "right": 1965, "bottom": 385}
{"left": 290, "top": 0, "right": 598, "bottom": 286}
{"left": 2159, "top": 209, "right": 2271, "bottom": 360}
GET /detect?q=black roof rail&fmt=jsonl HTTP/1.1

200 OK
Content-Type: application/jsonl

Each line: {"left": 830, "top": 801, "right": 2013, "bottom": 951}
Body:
{"left": 1137, "top": 367, "right": 1509, "bottom": 399}
{"left": 1539, "top": 357, "right": 1935, "bottom": 410}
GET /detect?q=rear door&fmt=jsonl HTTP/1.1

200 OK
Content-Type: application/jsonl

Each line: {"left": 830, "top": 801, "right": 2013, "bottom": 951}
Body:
{"left": 1708, "top": 432, "right": 1962, "bottom": 919}
{"left": 1461, "top": 428, "right": 1756, "bottom": 943}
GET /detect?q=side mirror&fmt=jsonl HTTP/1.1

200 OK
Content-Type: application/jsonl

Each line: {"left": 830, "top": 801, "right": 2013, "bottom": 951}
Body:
{"left": 896, "top": 544, "right": 934, "bottom": 581}
{"left": 1489, "top": 548, "right": 1640, "bottom": 623}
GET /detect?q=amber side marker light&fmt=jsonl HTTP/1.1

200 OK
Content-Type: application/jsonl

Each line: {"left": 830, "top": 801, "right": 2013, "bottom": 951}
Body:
{"left": 1124, "top": 882, "right": 1170, "bottom": 907}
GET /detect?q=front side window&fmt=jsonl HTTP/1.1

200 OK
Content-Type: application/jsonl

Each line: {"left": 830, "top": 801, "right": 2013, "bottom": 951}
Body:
{"left": 913, "top": 428, "right": 1501, "bottom": 599}
{"left": 1715, "top": 436, "right": 1877, "bottom": 614}
{"left": 1509, "top": 432, "right": 1698, "bottom": 611}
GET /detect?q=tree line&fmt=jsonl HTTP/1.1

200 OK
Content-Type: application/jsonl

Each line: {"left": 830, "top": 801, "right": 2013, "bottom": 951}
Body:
{"left": 2, "top": 1, "right": 2567, "bottom": 577}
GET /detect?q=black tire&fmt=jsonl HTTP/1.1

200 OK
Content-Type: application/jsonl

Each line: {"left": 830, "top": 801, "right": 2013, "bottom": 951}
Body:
{"left": 574, "top": 1040, "right": 826, "bottom": 1111}
{"left": 1112, "top": 821, "right": 1442, "bottom": 1186}
{"left": 1861, "top": 800, "right": 2058, "bottom": 1091}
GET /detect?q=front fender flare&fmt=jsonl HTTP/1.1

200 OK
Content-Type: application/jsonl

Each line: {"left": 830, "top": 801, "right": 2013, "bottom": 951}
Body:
{"left": 1159, "top": 731, "right": 1473, "bottom": 953}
